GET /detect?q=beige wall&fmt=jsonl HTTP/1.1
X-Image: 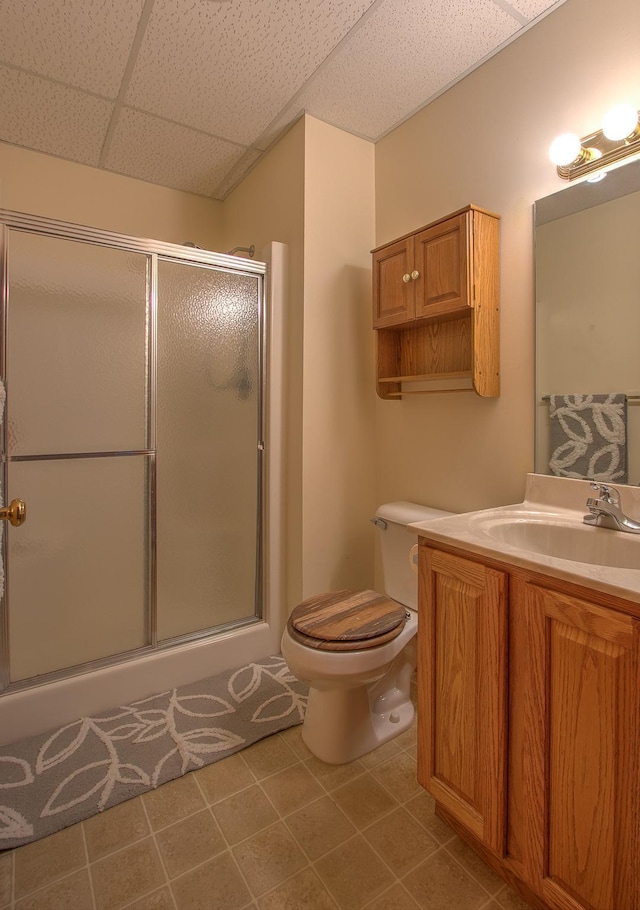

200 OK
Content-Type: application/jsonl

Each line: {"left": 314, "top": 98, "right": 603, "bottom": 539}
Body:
{"left": 224, "top": 116, "right": 377, "bottom": 603}
{"left": 223, "top": 119, "right": 306, "bottom": 606}
{"left": 0, "top": 142, "right": 224, "bottom": 248}
{"left": 374, "top": 0, "right": 640, "bottom": 520}
{"left": 302, "top": 116, "right": 376, "bottom": 597}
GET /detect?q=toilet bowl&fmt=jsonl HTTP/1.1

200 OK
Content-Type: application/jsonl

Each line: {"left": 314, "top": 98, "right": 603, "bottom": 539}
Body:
{"left": 281, "top": 502, "right": 453, "bottom": 764}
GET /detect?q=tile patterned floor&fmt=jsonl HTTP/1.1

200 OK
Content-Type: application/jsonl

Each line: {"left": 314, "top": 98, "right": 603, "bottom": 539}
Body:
{"left": 0, "top": 711, "right": 533, "bottom": 910}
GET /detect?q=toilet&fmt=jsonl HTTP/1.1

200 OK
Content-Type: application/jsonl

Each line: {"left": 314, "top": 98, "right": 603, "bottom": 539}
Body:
{"left": 281, "top": 501, "right": 453, "bottom": 764}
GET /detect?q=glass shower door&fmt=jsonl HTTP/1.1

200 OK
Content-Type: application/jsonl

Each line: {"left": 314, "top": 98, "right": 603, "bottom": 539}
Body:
{"left": 155, "top": 259, "right": 262, "bottom": 641}
{"left": 2, "top": 229, "right": 151, "bottom": 684}
{"left": 0, "top": 218, "right": 266, "bottom": 693}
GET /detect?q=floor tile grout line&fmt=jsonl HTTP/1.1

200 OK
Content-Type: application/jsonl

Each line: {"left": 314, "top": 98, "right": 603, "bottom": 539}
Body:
{"left": 255, "top": 863, "right": 339, "bottom": 909}
{"left": 120, "top": 885, "right": 177, "bottom": 910}
{"left": 86, "top": 832, "right": 175, "bottom": 910}
{"left": 279, "top": 789, "right": 358, "bottom": 851}
{"left": 5, "top": 744, "right": 450, "bottom": 910}
{"left": 15, "top": 743, "right": 340, "bottom": 879}
{"left": 4, "top": 716, "right": 530, "bottom": 910}
{"left": 5, "top": 850, "right": 14, "bottom": 910}
{"left": 337, "top": 827, "right": 407, "bottom": 894}
{"left": 360, "top": 879, "right": 416, "bottom": 910}
{"left": 244, "top": 749, "right": 451, "bottom": 870}
{"left": 136, "top": 795, "right": 178, "bottom": 910}
{"left": 79, "top": 823, "right": 98, "bottom": 910}
{"left": 10, "top": 827, "right": 96, "bottom": 909}
{"left": 440, "top": 839, "right": 506, "bottom": 900}
{"left": 187, "top": 763, "right": 282, "bottom": 904}
{"left": 307, "top": 830, "right": 373, "bottom": 907}
{"left": 229, "top": 832, "right": 289, "bottom": 905}
{"left": 394, "top": 835, "right": 505, "bottom": 907}
{"left": 207, "top": 751, "right": 410, "bottom": 906}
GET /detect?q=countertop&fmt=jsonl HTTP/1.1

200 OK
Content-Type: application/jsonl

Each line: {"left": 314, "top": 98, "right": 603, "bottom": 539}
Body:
{"left": 408, "top": 473, "right": 640, "bottom": 606}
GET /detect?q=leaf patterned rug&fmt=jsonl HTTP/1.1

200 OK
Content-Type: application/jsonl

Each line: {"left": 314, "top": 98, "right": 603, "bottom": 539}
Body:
{"left": 0, "top": 655, "right": 308, "bottom": 849}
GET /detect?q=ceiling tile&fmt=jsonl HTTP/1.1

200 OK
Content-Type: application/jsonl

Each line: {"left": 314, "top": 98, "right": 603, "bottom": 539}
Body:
{"left": 0, "top": 0, "right": 146, "bottom": 98}
{"left": 0, "top": 66, "right": 113, "bottom": 165}
{"left": 124, "top": 0, "right": 378, "bottom": 146}
{"left": 104, "top": 107, "right": 247, "bottom": 195}
{"left": 502, "top": 0, "right": 563, "bottom": 19}
{"left": 264, "top": 0, "right": 522, "bottom": 144}
{"left": 0, "top": 0, "right": 570, "bottom": 199}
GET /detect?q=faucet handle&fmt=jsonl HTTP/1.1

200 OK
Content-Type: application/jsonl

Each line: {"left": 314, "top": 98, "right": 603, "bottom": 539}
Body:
{"left": 589, "top": 481, "right": 620, "bottom": 504}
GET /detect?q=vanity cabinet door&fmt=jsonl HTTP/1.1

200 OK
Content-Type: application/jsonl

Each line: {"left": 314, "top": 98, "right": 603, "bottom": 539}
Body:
{"left": 526, "top": 583, "right": 640, "bottom": 910}
{"left": 413, "top": 212, "right": 469, "bottom": 320}
{"left": 372, "top": 235, "right": 416, "bottom": 327}
{"left": 417, "top": 546, "right": 508, "bottom": 857}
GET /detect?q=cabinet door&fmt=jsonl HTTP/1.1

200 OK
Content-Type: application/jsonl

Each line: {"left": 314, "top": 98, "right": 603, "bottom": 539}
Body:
{"left": 527, "top": 584, "right": 640, "bottom": 910}
{"left": 417, "top": 547, "right": 508, "bottom": 856}
{"left": 413, "top": 213, "right": 469, "bottom": 320}
{"left": 372, "top": 235, "right": 415, "bottom": 327}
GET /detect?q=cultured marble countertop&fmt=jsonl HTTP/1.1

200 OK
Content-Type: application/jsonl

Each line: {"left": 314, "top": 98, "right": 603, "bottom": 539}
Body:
{"left": 408, "top": 473, "right": 640, "bottom": 606}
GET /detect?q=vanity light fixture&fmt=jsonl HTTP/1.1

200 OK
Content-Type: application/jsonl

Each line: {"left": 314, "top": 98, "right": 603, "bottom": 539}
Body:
{"left": 549, "top": 103, "right": 640, "bottom": 181}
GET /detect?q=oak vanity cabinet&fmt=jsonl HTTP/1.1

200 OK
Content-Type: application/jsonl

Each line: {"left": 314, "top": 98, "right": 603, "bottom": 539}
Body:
{"left": 416, "top": 548, "right": 508, "bottom": 856}
{"left": 417, "top": 541, "right": 640, "bottom": 910}
{"left": 372, "top": 205, "right": 500, "bottom": 399}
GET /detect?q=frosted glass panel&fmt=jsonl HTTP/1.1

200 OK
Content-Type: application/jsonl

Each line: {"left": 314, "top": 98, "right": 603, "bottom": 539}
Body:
{"left": 156, "top": 260, "right": 260, "bottom": 640}
{"left": 7, "top": 456, "right": 149, "bottom": 681}
{"left": 7, "top": 230, "right": 148, "bottom": 455}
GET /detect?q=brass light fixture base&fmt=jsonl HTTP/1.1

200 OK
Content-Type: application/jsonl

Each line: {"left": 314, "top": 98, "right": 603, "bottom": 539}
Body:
{"left": 557, "top": 111, "right": 640, "bottom": 180}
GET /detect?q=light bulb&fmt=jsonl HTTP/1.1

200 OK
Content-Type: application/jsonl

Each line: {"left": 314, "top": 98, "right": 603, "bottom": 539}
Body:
{"left": 549, "top": 133, "right": 582, "bottom": 167}
{"left": 602, "top": 104, "right": 638, "bottom": 141}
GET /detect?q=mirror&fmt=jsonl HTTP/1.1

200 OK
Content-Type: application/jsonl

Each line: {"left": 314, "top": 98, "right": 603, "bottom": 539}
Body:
{"left": 534, "top": 158, "right": 640, "bottom": 485}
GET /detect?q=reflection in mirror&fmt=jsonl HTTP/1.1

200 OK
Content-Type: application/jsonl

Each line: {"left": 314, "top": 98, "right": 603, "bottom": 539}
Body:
{"left": 534, "top": 159, "right": 640, "bottom": 485}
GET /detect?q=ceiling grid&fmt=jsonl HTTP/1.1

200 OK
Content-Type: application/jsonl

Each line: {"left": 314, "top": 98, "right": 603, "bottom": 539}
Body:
{"left": 0, "top": 0, "right": 565, "bottom": 199}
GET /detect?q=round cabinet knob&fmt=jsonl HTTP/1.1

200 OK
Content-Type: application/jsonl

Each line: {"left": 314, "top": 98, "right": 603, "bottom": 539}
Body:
{"left": 411, "top": 270, "right": 420, "bottom": 280}
{"left": 402, "top": 273, "right": 411, "bottom": 283}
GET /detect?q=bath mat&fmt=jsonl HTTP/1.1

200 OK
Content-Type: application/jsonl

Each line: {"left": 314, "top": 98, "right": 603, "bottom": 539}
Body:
{"left": 0, "top": 655, "right": 307, "bottom": 849}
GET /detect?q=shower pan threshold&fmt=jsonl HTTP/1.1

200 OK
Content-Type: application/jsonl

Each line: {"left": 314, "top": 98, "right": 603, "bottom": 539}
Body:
{"left": 0, "top": 619, "right": 281, "bottom": 746}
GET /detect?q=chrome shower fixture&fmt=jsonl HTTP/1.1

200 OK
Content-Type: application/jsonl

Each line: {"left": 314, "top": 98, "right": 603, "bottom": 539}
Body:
{"left": 227, "top": 245, "right": 255, "bottom": 258}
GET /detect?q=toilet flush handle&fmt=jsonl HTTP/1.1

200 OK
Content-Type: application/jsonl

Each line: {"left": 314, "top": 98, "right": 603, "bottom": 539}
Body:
{"left": 409, "top": 543, "right": 419, "bottom": 573}
{"left": 370, "top": 517, "right": 387, "bottom": 530}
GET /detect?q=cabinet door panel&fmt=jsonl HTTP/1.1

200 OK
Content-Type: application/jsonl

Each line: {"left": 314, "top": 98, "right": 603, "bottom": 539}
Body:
{"left": 414, "top": 213, "right": 469, "bottom": 320}
{"left": 417, "top": 547, "right": 507, "bottom": 856}
{"left": 529, "top": 585, "right": 640, "bottom": 910}
{"left": 372, "top": 236, "right": 415, "bottom": 327}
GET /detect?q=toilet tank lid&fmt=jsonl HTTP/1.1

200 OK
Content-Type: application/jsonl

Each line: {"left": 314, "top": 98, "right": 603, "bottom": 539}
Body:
{"left": 376, "top": 501, "right": 455, "bottom": 526}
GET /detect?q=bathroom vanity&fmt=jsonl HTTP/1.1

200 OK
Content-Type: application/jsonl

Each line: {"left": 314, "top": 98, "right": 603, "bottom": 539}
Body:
{"left": 412, "top": 474, "right": 640, "bottom": 910}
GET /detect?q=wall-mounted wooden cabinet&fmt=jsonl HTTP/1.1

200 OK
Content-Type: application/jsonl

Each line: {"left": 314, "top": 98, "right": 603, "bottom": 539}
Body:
{"left": 417, "top": 540, "right": 640, "bottom": 910}
{"left": 372, "top": 205, "right": 500, "bottom": 398}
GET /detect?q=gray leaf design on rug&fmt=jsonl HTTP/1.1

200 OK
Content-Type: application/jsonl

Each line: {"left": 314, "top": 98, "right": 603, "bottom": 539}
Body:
{"left": 0, "top": 655, "right": 308, "bottom": 848}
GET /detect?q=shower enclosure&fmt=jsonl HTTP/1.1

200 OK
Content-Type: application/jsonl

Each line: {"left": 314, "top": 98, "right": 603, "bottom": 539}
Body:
{"left": 0, "top": 211, "right": 282, "bottom": 732}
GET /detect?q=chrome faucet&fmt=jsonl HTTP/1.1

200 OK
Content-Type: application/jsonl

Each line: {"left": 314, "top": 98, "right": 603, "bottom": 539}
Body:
{"left": 583, "top": 482, "right": 640, "bottom": 534}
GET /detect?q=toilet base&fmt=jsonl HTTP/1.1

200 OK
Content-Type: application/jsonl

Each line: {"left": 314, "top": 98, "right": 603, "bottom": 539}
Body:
{"left": 299, "top": 640, "right": 417, "bottom": 764}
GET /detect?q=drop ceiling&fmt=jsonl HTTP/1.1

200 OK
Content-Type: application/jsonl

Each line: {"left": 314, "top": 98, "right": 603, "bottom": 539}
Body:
{"left": 0, "top": 0, "right": 565, "bottom": 200}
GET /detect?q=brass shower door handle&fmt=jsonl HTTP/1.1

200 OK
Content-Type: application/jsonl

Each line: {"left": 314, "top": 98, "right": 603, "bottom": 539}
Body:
{"left": 0, "top": 498, "right": 26, "bottom": 526}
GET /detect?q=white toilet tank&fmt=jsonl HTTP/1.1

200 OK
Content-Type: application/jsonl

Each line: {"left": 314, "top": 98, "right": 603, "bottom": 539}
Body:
{"left": 374, "top": 501, "right": 454, "bottom": 610}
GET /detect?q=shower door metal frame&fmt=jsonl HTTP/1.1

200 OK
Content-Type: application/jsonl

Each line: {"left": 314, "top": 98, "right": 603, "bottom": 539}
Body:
{"left": 0, "top": 209, "right": 267, "bottom": 695}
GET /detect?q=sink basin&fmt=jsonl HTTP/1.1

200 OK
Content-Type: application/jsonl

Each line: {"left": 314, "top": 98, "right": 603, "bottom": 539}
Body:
{"left": 469, "top": 510, "right": 640, "bottom": 570}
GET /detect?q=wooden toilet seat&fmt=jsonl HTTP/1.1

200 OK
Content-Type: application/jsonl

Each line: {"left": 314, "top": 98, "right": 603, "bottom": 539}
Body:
{"left": 287, "top": 589, "right": 407, "bottom": 652}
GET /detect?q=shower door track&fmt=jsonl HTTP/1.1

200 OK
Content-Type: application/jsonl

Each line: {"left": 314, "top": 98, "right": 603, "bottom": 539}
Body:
{"left": 0, "top": 209, "right": 268, "bottom": 696}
